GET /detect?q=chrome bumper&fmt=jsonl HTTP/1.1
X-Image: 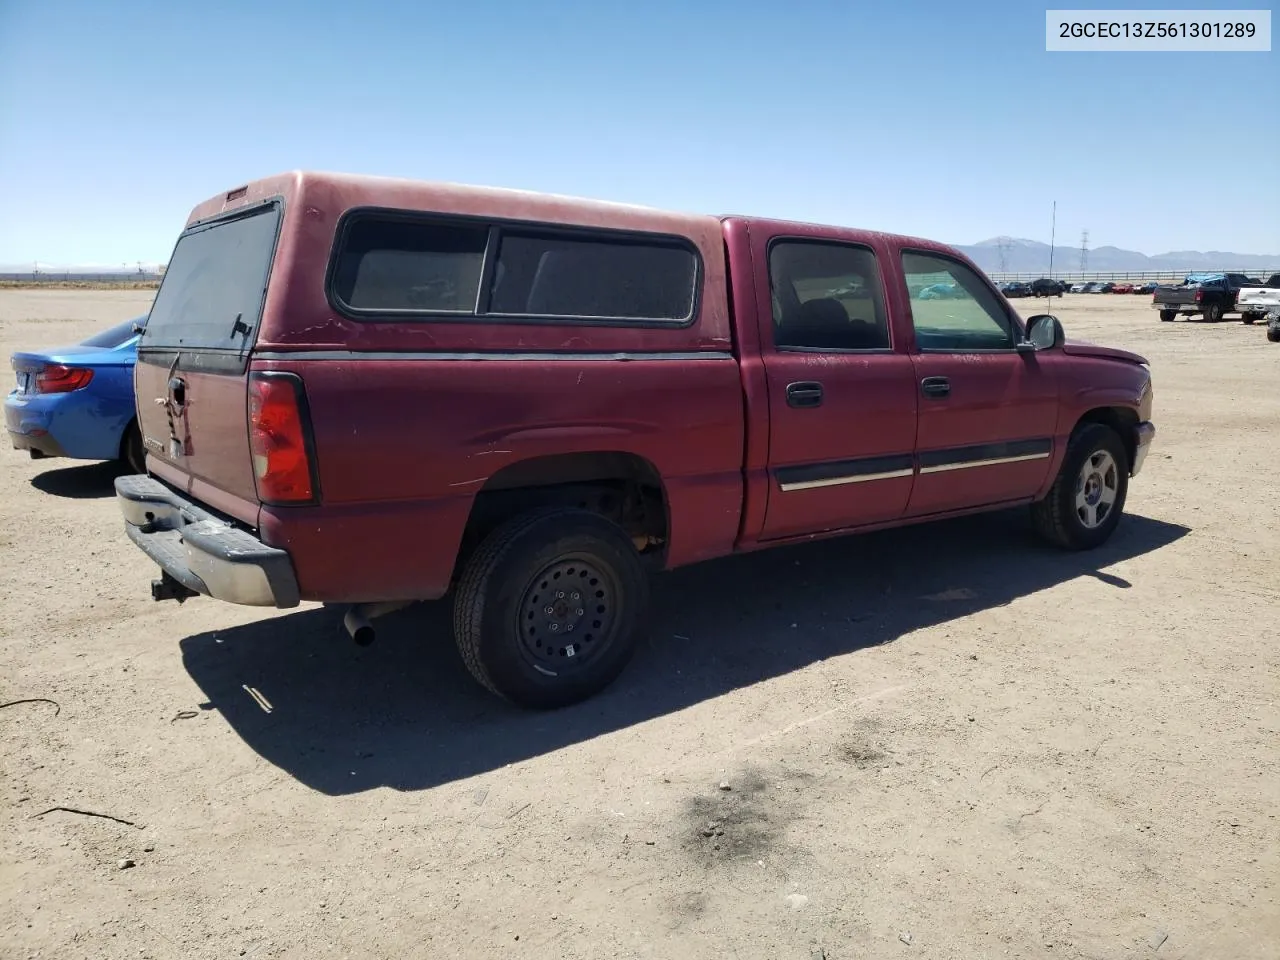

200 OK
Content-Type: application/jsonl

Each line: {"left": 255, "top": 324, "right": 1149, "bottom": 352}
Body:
{"left": 1132, "top": 422, "right": 1156, "bottom": 477}
{"left": 115, "top": 474, "right": 299, "bottom": 608}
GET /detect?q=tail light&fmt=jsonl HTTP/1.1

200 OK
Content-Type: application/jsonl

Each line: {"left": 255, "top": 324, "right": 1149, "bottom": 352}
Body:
{"left": 1194, "top": 289, "right": 1203, "bottom": 302}
{"left": 35, "top": 364, "right": 94, "bottom": 393}
{"left": 248, "top": 372, "right": 318, "bottom": 505}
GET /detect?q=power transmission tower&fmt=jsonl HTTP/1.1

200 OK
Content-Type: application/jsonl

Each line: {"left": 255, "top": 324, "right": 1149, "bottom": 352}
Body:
{"left": 996, "top": 237, "right": 1013, "bottom": 273}
{"left": 1079, "top": 230, "right": 1089, "bottom": 272}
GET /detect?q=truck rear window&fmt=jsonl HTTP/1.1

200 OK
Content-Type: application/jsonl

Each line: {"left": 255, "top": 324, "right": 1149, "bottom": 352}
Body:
{"left": 143, "top": 204, "right": 280, "bottom": 352}
{"left": 331, "top": 215, "right": 699, "bottom": 324}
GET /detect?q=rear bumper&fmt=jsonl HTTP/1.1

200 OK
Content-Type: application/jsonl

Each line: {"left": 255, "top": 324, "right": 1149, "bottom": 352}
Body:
{"left": 1153, "top": 303, "right": 1196, "bottom": 313}
{"left": 5, "top": 390, "right": 129, "bottom": 461}
{"left": 5, "top": 396, "right": 65, "bottom": 457}
{"left": 6, "top": 427, "right": 68, "bottom": 458}
{"left": 1132, "top": 422, "right": 1156, "bottom": 477}
{"left": 116, "top": 474, "right": 299, "bottom": 608}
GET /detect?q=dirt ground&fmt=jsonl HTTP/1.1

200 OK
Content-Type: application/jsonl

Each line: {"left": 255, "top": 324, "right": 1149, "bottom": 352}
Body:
{"left": 1, "top": 288, "right": 1276, "bottom": 960}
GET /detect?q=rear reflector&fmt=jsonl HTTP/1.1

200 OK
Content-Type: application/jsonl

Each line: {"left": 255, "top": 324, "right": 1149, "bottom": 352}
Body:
{"left": 35, "top": 364, "right": 94, "bottom": 393}
{"left": 248, "top": 372, "right": 318, "bottom": 504}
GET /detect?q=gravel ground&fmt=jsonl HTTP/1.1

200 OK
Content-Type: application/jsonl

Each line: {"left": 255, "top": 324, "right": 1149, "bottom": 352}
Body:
{"left": 1, "top": 288, "right": 1276, "bottom": 960}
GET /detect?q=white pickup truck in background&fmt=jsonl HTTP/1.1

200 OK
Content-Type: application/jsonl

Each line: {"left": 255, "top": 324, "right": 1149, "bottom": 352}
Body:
{"left": 1235, "top": 272, "right": 1280, "bottom": 342}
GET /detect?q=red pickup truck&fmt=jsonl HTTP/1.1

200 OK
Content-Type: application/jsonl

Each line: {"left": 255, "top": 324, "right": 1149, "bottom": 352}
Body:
{"left": 117, "top": 172, "right": 1156, "bottom": 708}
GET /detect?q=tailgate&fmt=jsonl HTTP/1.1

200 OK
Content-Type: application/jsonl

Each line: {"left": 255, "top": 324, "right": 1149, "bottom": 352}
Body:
{"left": 1154, "top": 287, "right": 1196, "bottom": 305}
{"left": 136, "top": 202, "right": 282, "bottom": 527}
{"left": 1238, "top": 288, "right": 1280, "bottom": 307}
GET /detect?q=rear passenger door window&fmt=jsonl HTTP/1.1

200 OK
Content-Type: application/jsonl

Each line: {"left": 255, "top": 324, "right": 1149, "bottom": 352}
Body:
{"left": 768, "top": 241, "right": 890, "bottom": 350}
{"left": 902, "top": 252, "right": 1016, "bottom": 351}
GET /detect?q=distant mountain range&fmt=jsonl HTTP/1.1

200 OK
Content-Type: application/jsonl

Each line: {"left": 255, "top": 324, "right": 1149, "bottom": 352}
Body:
{"left": 958, "top": 238, "right": 1279, "bottom": 275}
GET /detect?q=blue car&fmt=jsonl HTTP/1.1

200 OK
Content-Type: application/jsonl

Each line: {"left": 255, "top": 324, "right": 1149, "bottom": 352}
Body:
{"left": 5, "top": 315, "right": 147, "bottom": 473}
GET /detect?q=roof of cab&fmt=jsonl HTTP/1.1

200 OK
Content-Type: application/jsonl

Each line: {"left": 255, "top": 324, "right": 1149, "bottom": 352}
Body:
{"left": 718, "top": 214, "right": 961, "bottom": 259}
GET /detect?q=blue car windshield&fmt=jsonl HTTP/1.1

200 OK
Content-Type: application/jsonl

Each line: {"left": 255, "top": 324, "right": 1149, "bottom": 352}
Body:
{"left": 80, "top": 316, "right": 145, "bottom": 349}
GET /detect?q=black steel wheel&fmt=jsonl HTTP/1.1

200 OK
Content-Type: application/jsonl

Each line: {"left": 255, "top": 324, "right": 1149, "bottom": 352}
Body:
{"left": 453, "top": 508, "right": 649, "bottom": 709}
{"left": 1159, "top": 310, "right": 1176, "bottom": 322}
{"left": 516, "top": 557, "right": 621, "bottom": 674}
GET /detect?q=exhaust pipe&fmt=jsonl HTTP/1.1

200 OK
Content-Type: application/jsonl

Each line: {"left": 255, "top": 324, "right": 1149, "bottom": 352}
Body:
{"left": 342, "top": 600, "right": 413, "bottom": 647}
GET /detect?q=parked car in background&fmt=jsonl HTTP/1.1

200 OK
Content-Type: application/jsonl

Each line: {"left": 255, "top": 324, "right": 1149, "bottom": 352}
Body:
{"left": 1111, "top": 282, "right": 1134, "bottom": 294}
{"left": 1095, "top": 283, "right": 1115, "bottom": 294}
{"left": 115, "top": 170, "right": 1158, "bottom": 708}
{"left": 917, "top": 282, "right": 959, "bottom": 299}
{"left": 6, "top": 316, "right": 147, "bottom": 472}
{"left": 1153, "top": 272, "right": 1262, "bottom": 322}
{"left": 1031, "top": 278, "right": 1067, "bottom": 297}
{"left": 1069, "top": 281, "right": 1090, "bottom": 293}
{"left": 1135, "top": 282, "right": 1159, "bottom": 295}
{"left": 1235, "top": 273, "right": 1280, "bottom": 326}
{"left": 1000, "top": 281, "right": 1032, "bottom": 298}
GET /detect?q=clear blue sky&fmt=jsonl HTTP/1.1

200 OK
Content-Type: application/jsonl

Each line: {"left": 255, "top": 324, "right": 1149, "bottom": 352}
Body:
{"left": 1, "top": 0, "right": 1276, "bottom": 265}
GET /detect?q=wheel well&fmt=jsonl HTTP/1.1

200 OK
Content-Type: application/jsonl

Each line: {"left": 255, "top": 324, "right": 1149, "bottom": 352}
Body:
{"left": 453, "top": 452, "right": 669, "bottom": 583}
{"left": 1074, "top": 407, "right": 1138, "bottom": 466}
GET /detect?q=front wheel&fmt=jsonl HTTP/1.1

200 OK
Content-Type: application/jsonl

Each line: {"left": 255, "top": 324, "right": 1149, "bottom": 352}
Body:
{"left": 1159, "top": 310, "right": 1176, "bottom": 322}
{"left": 453, "top": 508, "right": 649, "bottom": 709}
{"left": 1031, "top": 424, "right": 1130, "bottom": 551}
{"left": 1267, "top": 320, "right": 1280, "bottom": 343}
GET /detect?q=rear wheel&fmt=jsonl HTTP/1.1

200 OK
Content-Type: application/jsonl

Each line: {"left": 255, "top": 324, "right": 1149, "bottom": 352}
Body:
{"left": 453, "top": 508, "right": 649, "bottom": 709}
{"left": 1204, "top": 303, "right": 1223, "bottom": 323}
{"left": 1031, "top": 423, "right": 1130, "bottom": 551}
{"left": 1159, "top": 310, "right": 1176, "bottom": 322}
{"left": 120, "top": 421, "right": 145, "bottom": 474}
{"left": 1267, "top": 319, "right": 1280, "bottom": 343}
{"left": 1241, "top": 312, "right": 1256, "bottom": 325}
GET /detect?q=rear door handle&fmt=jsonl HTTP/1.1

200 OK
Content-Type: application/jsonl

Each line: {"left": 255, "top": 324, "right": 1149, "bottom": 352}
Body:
{"left": 786, "top": 381, "right": 824, "bottom": 408}
{"left": 920, "top": 376, "right": 950, "bottom": 399}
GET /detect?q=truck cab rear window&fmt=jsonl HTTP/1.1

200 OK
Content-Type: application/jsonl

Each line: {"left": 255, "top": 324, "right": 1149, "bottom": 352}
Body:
{"left": 331, "top": 216, "right": 699, "bottom": 323}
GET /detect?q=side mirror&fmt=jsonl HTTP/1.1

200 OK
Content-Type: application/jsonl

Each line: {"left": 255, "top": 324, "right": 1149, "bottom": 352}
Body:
{"left": 1020, "top": 314, "right": 1064, "bottom": 352}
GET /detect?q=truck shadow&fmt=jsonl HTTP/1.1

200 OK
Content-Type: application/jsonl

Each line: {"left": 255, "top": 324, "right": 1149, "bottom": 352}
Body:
{"left": 179, "top": 510, "right": 1189, "bottom": 796}
{"left": 30, "top": 460, "right": 123, "bottom": 499}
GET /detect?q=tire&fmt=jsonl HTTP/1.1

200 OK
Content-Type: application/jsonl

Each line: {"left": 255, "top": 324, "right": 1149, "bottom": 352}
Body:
{"left": 1241, "top": 313, "right": 1256, "bottom": 325}
{"left": 452, "top": 507, "right": 649, "bottom": 709}
{"left": 1031, "top": 423, "right": 1130, "bottom": 551}
{"left": 120, "top": 421, "right": 145, "bottom": 474}
{"left": 1204, "top": 303, "right": 1223, "bottom": 323}
{"left": 1159, "top": 310, "right": 1176, "bottom": 322}
{"left": 1267, "top": 321, "right": 1280, "bottom": 343}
